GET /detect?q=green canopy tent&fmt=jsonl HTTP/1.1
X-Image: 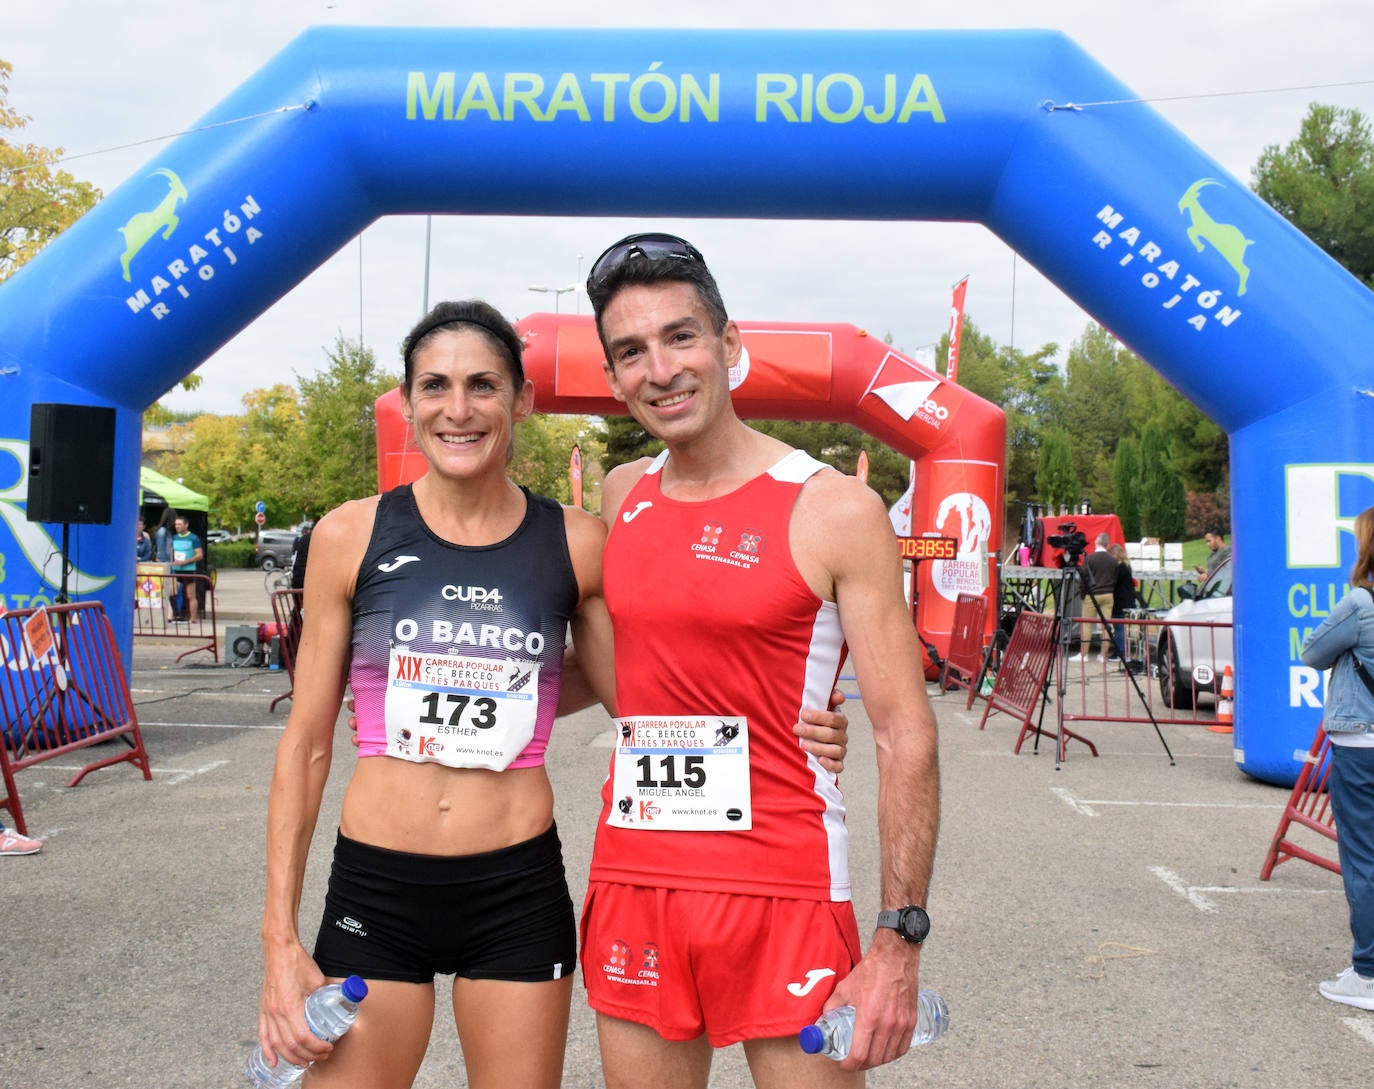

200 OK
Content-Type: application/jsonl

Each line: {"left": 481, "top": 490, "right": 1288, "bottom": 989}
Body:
{"left": 139, "top": 467, "right": 210, "bottom": 572}
{"left": 138, "top": 466, "right": 208, "bottom": 513}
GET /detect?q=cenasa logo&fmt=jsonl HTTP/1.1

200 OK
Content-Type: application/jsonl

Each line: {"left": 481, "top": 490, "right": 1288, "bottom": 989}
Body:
{"left": 118, "top": 169, "right": 187, "bottom": 282}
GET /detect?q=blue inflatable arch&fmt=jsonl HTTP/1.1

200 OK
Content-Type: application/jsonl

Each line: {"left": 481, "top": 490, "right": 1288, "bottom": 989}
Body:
{"left": 1, "top": 28, "right": 1371, "bottom": 785}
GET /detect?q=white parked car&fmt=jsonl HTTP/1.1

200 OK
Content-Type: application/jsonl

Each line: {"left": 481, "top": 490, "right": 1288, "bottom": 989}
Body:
{"left": 1156, "top": 555, "right": 1233, "bottom": 709}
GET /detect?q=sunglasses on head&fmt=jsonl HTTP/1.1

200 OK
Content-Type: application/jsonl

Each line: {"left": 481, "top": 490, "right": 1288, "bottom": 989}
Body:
{"left": 587, "top": 232, "right": 706, "bottom": 288}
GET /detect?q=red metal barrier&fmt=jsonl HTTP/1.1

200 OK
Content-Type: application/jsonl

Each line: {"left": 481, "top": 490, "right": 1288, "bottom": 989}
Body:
{"left": 1260, "top": 724, "right": 1339, "bottom": 880}
{"left": 976, "top": 611, "right": 1098, "bottom": 758}
{"left": 133, "top": 571, "right": 218, "bottom": 662}
{"left": 269, "top": 589, "right": 304, "bottom": 713}
{"left": 1059, "top": 615, "right": 1233, "bottom": 732}
{"left": 941, "top": 592, "right": 989, "bottom": 709}
{"left": 0, "top": 602, "right": 152, "bottom": 835}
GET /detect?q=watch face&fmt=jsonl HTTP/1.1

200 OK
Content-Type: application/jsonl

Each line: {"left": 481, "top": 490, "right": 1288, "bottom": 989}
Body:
{"left": 899, "top": 906, "right": 930, "bottom": 943}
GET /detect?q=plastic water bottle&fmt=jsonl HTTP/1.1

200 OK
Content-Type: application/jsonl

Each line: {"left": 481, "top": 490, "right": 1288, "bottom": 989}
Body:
{"left": 244, "top": 975, "right": 369, "bottom": 1087}
{"left": 798, "top": 989, "right": 949, "bottom": 1061}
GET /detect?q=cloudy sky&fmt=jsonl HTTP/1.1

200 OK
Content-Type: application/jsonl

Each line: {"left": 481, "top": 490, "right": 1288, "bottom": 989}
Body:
{"left": 7, "top": 0, "right": 1372, "bottom": 416}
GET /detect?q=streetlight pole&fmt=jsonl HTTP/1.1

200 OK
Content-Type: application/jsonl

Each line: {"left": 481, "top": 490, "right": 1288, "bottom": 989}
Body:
{"left": 527, "top": 285, "right": 576, "bottom": 313}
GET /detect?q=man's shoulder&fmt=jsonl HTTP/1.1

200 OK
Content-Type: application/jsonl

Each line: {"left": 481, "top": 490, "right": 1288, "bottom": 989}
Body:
{"left": 793, "top": 469, "right": 893, "bottom": 560}
{"left": 602, "top": 457, "right": 656, "bottom": 522}
{"left": 795, "top": 463, "right": 876, "bottom": 511}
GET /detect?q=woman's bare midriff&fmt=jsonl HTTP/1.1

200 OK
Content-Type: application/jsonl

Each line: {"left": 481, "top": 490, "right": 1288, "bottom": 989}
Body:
{"left": 339, "top": 756, "right": 555, "bottom": 857}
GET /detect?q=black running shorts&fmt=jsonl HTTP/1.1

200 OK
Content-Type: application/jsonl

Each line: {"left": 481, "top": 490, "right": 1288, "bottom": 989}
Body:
{"left": 312, "top": 823, "right": 576, "bottom": 984}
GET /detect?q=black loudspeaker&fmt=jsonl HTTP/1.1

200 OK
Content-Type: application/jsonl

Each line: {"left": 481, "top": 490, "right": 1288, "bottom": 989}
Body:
{"left": 27, "top": 403, "right": 116, "bottom": 525}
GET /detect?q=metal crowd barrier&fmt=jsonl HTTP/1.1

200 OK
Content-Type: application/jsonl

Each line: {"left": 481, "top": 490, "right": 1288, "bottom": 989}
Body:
{"left": 1059, "top": 615, "right": 1233, "bottom": 732}
{"left": 974, "top": 611, "right": 1097, "bottom": 758}
{"left": 132, "top": 569, "right": 218, "bottom": 662}
{"left": 941, "top": 592, "right": 989, "bottom": 708}
{"left": 0, "top": 601, "right": 152, "bottom": 835}
{"left": 975, "top": 610, "right": 1235, "bottom": 763}
{"left": 1260, "top": 724, "right": 1339, "bottom": 879}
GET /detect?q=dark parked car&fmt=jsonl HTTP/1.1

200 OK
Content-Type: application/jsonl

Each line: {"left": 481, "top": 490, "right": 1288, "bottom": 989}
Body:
{"left": 254, "top": 529, "right": 297, "bottom": 570}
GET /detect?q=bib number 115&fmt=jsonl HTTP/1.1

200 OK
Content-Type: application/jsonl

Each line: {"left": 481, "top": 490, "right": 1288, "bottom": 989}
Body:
{"left": 635, "top": 753, "right": 706, "bottom": 789}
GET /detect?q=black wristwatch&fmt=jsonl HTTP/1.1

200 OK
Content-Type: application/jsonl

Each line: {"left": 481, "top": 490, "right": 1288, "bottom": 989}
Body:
{"left": 876, "top": 905, "right": 930, "bottom": 944}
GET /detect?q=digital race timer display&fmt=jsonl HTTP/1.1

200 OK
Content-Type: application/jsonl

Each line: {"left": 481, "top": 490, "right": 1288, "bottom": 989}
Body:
{"left": 897, "top": 536, "right": 958, "bottom": 561}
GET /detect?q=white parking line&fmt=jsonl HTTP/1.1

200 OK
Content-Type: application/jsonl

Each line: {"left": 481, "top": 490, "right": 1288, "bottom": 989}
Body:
{"left": 1052, "top": 786, "right": 1277, "bottom": 817}
{"left": 131, "top": 690, "right": 285, "bottom": 698}
{"left": 1150, "top": 866, "right": 1218, "bottom": 912}
{"left": 1343, "top": 1017, "right": 1374, "bottom": 1047}
{"left": 1149, "top": 865, "right": 1340, "bottom": 913}
{"left": 138, "top": 720, "right": 287, "bottom": 731}
{"left": 36, "top": 759, "right": 229, "bottom": 784}
{"left": 164, "top": 760, "right": 230, "bottom": 785}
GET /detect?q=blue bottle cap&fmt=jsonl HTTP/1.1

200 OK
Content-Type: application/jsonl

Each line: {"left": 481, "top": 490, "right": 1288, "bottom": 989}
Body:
{"left": 341, "top": 975, "right": 369, "bottom": 1002}
{"left": 798, "top": 1024, "right": 825, "bottom": 1054}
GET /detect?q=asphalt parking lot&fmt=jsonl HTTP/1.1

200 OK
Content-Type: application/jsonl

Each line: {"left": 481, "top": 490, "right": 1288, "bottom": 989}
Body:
{"left": 1, "top": 568, "right": 1369, "bottom": 1087}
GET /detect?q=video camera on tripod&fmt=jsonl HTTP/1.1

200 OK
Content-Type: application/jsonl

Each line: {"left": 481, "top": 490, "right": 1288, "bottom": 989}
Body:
{"left": 1047, "top": 521, "right": 1090, "bottom": 567}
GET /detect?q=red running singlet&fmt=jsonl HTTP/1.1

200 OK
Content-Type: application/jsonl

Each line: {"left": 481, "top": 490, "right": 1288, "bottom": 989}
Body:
{"left": 590, "top": 450, "right": 851, "bottom": 901}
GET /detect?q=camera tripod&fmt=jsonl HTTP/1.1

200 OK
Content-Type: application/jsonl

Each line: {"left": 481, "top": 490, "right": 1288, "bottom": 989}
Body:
{"left": 1032, "top": 558, "right": 1175, "bottom": 765}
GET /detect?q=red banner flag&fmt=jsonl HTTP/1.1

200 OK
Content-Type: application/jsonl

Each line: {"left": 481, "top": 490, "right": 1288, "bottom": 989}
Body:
{"left": 570, "top": 444, "right": 583, "bottom": 509}
{"left": 946, "top": 276, "right": 969, "bottom": 384}
{"left": 856, "top": 449, "right": 869, "bottom": 484}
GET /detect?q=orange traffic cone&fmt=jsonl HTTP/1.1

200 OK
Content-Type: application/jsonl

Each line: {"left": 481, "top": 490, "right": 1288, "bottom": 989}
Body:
{"left": 1209, "top": 664, "right": 1235, "bottom": 733}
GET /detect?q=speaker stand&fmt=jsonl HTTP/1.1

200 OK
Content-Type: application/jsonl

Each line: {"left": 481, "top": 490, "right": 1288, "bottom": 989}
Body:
{"left": 56, "top": 522, "right": 72, "bottom": 605}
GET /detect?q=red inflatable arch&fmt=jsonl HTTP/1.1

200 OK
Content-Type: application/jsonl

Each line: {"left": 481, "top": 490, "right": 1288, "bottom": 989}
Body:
{"left": 376, "top": 313, "right": 1007, "bottom": 667}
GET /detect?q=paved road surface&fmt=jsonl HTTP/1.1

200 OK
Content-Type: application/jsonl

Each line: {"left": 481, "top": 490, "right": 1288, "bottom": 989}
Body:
{"left": 1, "top": 569, "right": 1367, "bottom": 1086}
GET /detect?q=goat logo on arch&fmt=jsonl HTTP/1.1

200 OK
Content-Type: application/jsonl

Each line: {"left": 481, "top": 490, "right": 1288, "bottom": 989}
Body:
{"left": 118, "top": 168, "right": 188, "bottom": 282}
{"left": 1178, "top": 178, "right": 1253, "bottom": 296}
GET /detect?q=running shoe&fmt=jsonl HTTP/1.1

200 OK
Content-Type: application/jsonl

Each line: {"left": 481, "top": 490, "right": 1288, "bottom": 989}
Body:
{"left": 0, "top": 827, "right": 44, "bottom": 855}
{"left": 1319, "top": 967, "right": 1374, "bottom": 1010}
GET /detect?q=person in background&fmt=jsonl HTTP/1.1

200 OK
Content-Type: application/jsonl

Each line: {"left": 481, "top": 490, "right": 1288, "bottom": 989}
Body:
{"left": 580, "top": 232, "right": 939, "bottom": 1086}
{"left": 1299, "top": 504, "right": 1374, "bottom": 1012}
{"left": 1196, "top": 526, "right": 1231, "bottom": 578}
{"left": 154, "top": 508, "right": 178, "bottom": 622}
{"left": 290, "top": 523, "right": 313, "bottom": 593}
{"left": 285, "top": 522, "right": 313, "bottom": 651}
{"left": 169, "top": 514, "right": 203, "bottom": 622}
{"left": 136, "top": 517, "right": 153, "bottom": 562}
{"left": 1072, "top": 533, "right": 1118, "bottom": 663}
{"left": 154, "top": 508, "right": 176, "bottom": 563}
{"left": 1107, "top": 542, "right": 1139, "bottom": 667}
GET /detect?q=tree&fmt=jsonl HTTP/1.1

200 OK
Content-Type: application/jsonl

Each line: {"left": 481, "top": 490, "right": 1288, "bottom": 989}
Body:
{"left": 1138, "top": 425, "right": 1186, "bottom": 540}
{"left": 513, "top": 413, "right": 606, "bottom": 508}
{"left": 0, "top": 60, "right": 101, "bottom": 284}
{"left": 1253, "top": 104, "right": 1374, "bottom": 288}
{"left": 749, "top": 419, "right": 909, "bottom": 507}
{"left": 1112, "top": 438, "right": 1142, "bottom": 540}
{"left": 1056, "top": 325, "right": 1135, "bottom": 512}
{"left": 294, "top": 336, "right": 397, "bottom": 517}
{"left": 597, "top": 413, "right": 663, "bottom": 472}
{"left": 939, "top": 315, "right": 1062, "bottom": 529}
{"left": 1034, "top": 429, "right": 1078, "bottom": 513}
{"left": 172, "top": 385, "right": 306, "bottom": 530}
